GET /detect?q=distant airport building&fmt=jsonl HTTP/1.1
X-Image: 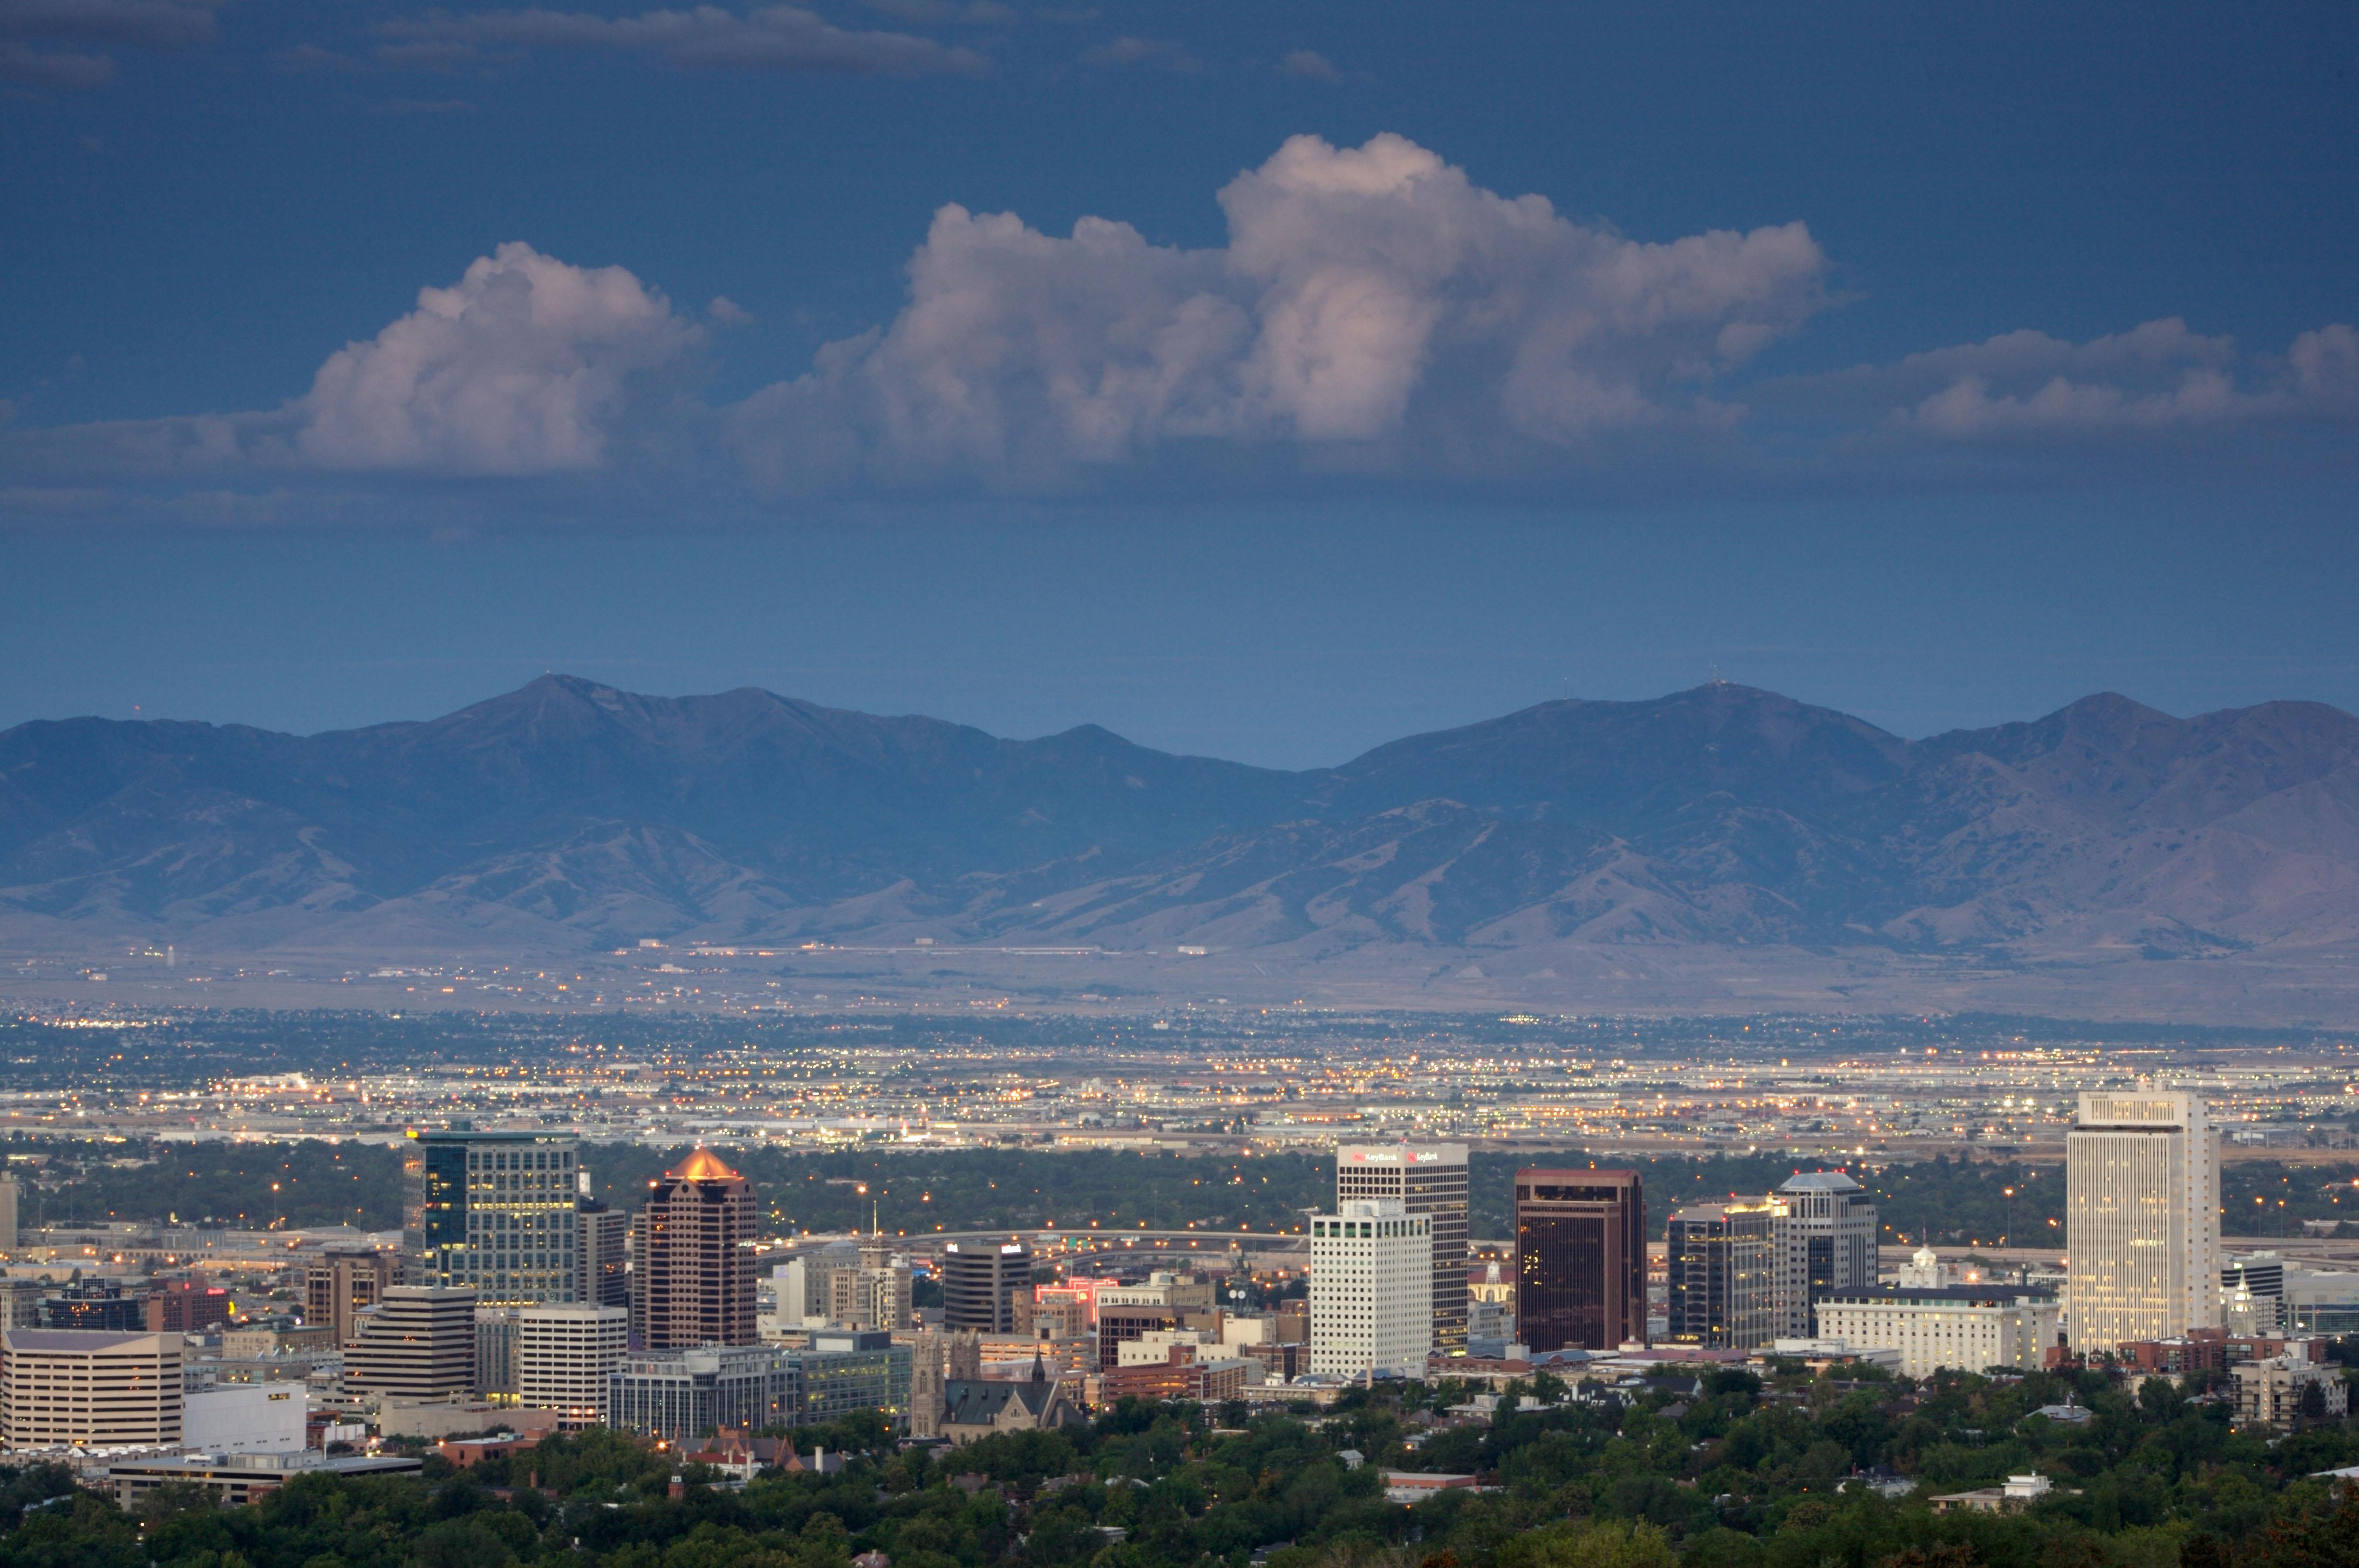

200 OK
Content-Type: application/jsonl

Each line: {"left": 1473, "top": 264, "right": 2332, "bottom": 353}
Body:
{"left": 1514, "top": 1168, "right": 1645, "bottom": 1352}
{"left": 1338, "top": 1143, "right": 1470, "bottom": 1354}
{"left": 2067, "top": 1089, "right": 2220, "bottom": 1351}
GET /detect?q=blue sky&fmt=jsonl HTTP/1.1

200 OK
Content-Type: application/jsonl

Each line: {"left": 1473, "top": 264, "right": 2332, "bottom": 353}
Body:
{"left": 2, "top": 1, "right": 2354, "bottom": 766}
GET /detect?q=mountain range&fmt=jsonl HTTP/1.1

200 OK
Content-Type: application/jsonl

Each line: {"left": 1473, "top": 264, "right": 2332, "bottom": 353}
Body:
{"left": 4, "top": 676, "right": 2359, "bottom": 1003}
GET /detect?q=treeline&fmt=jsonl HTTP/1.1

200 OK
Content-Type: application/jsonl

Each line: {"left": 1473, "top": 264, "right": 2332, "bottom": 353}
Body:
{"left": 15, "top": 1133, "right": 2356, "bottom": 1246}
{"left": 6, "top": 1363, "right": 2359, "bottom": 1568}
{"left": 9, "top": 1136, "right": 401, "bottom": 1231}
{"left": 584, "top": 1147, "right": 1330, "bottom": 1236}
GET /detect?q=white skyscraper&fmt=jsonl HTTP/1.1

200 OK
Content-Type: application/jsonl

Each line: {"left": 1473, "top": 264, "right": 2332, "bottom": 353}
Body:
{"left": 519, "top": 1304, "right": 628, "bottom": 1429}
{"left": 2066, "top": 1088, "right": 2220, "bottom": 1352}
{"left": 1309, "top": 1199, "right": 1431, "bottom": 1379}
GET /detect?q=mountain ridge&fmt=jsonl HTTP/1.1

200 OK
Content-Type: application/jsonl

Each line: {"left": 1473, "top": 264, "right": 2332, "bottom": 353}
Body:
{"left": 6, "top": 675, "right": 2359, "bottom": 975}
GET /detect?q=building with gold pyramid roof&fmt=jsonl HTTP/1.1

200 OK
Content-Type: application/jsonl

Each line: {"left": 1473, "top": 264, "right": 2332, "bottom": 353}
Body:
{"left": 633, "top": 1146, "right": 756, "bottom": 1349}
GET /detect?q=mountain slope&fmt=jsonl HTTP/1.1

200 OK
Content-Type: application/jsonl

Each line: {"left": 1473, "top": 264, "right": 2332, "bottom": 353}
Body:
{"left": 5, "top": 677, "right": 2359, "bottom": 964}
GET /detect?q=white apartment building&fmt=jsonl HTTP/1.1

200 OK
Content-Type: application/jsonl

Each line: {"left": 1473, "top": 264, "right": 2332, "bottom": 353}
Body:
{"left": 1816, "top": 1285, "right": 2060, "bottom": 1380}
{"left": 1309, "top": 1199, "right": 1432, "bottom": 1379}
{"left": 0, "top": 1328, "right": 183, "bottom": 1448}
{"left": 2067, "top": 1089, "right": 2221, "bottom": 1351}
{"left": 519, "top": 1305, "right": 628, "bottom": 1429}
{"left": 2231, "top": 1353, "right": 2348, "bottom": 1427}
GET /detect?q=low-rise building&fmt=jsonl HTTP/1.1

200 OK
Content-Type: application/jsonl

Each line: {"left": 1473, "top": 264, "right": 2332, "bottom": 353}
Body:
{"left": 1099, "top": 1354, "right": 1252, "bottom": 1404}
{"left": 937, "top": 1360, "right": 1084, "bottom": 1444}
{"left": 788, "top": 1330, "right": 911, "bottom": 1427}
{"left": 1815, "top": 1285, "right": 2058, "bottom": 1379}
{"left": 376, "top": 1400, "right": 561, "bottom": 1441}
{"left": 183, "top": 1383, "right": 305, "bottom": 1455}
{"left": 110, "top": 1451, "right": 420, "bottom": 1510}
{"left": 2232, "top": 1354, "right": 2349, "bottom": 1427}
{"left": 1931, "top": 1473, "right": 2067, "bottom": 1514}
{"left": 610, "top": 1344, "right": 796, "bottom": 1441}
{"left": 1382, "top": 1471, "right": 1482, "bottom": 1504}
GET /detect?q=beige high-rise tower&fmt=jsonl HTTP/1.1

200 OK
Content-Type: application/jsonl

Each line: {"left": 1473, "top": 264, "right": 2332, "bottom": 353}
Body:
{"left": 2066, "top": 1088, "right": 2220, "bottom": 1352}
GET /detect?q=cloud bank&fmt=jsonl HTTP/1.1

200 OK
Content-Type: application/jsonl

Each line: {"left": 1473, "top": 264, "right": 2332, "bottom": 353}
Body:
{"left": 372, "top": 4, "right": 988, "bottom": 75}
{"left": 8, "top": 133, "right": 2355, "bottom": 514}
{"left": 0, "top": 0, "right": 219, "bottom": 89}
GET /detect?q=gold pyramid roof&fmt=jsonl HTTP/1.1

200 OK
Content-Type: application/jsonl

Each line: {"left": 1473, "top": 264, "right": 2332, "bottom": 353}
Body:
{"left": 668, "top": 1147, "right": 742, "bottom": 1182}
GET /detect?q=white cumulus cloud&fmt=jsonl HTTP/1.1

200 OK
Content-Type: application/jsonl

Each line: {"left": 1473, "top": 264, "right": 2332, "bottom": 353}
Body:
{"left": 294, "top": 242, "right": 700, "bottom": 473}
{"left": 11, "top": 243, "right": 701, "bottom": 480}
{"left": 731, "top": 133, "right": 1832, "bottom": 490}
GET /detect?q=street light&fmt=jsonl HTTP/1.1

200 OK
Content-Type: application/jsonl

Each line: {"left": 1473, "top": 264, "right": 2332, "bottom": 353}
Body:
{"left": 2003, "top": 1187, "right": 2015, "bottom": 1248}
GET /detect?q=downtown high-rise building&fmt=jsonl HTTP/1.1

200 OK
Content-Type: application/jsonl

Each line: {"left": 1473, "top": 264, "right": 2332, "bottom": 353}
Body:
{"left": 404, "top": 1129, "right": 582, "bottom": 1307}
{"left": 1666, "top": 1201, "right": 1780, "bottom": 1351}
{"left": 632, "top": 1148, "right": 758, "bottom": 1349}
{"left": 519, "top": 1304, "right": 629, "bottom": 1429}
{"left": 1308, "top": 1199, "right": 1433, "bottom": 1379}
{"left": 306, "top": 1248, "right": 399, "bottom": 1345}
{"left": 1338, "top": 1143, "right": 1469, "bottom": 1354}
{"left": 341, "top": 1287, "right": 479, "bottom": 1401}
{"left": 1772, "top": 1171, "right": 1879, "bottom": 1337}
{"left": 578, "top": 1201, "right": 629, "bottom": 1312}
{"left": 1514, "top": 1168, "right": 1645, "bottom": 1352}
{"left": 2067, "top": 1088, "right": 2221, "bottom": 1351}
{"left": 940, "top": 1241, "right": 1031, "bottom": 1333}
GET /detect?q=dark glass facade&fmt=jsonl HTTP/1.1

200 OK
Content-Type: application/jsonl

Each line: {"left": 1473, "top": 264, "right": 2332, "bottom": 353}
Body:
{"left": 941, "top": 1242, "right": 1031, "bottom": 1333}
{"left": 1515, "top": 1169, "right": 1644, "bottom": 1352}
{"left": 404, "top": 1129, "right": 580, "bottom": 1307}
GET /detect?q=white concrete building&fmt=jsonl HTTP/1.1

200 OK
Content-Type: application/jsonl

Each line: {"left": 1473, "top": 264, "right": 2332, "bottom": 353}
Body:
{"left": 1309, "top": 1199, "right": 1432, "bottom": 1379}
{"left": 1815, "top": 1285, "right": 2060, "bottom": 1380}
{"left": 183, "top": 1383, "right": 306, "bottom": 1455}
{"left": 518, "top": 1304, "right": 628, "bottom": 1429}
{"left": 0, "top": 1328, "right": 183, "bottom": 1448}
{"left": 2067, "top": 1089, "right": 2221, "bottom": 1351}
{"left": 1097, "top": 1272, "right": 1216, "bottom": 1312}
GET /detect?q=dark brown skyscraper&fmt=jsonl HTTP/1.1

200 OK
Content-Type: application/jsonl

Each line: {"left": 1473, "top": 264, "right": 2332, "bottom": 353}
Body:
{"left": 633, "top": 1148, "right": 756, "bottom": 1349}
{"left": 1515, "top": 1168, "right": 1645, "bottom": 1352}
